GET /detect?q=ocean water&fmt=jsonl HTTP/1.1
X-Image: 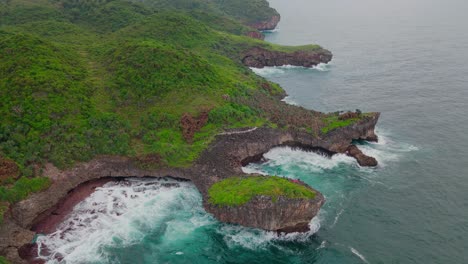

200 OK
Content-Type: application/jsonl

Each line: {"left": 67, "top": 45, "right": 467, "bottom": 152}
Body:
{"left": 37, "top": 0, "right": 468, "bottom": 263}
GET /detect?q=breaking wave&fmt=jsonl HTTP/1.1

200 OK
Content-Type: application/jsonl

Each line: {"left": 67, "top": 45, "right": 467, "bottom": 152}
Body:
{"left": 36, "top": 178, "right": 215, "bottom": 264}
{"left": 250, "top": 63, "right": 330, "bottom": 77}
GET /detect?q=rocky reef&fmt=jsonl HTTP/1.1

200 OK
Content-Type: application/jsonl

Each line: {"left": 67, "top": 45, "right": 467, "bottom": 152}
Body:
{"left": 242, "top": 46, "right": 333, "bottom": 68}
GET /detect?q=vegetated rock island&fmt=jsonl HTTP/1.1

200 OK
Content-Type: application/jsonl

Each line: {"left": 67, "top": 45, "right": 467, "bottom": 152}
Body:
{"left": 0, "top": 1, "right": 379, "bottom": 263}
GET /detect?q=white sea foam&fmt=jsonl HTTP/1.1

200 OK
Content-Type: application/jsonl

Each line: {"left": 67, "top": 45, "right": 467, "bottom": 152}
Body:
{"left": 261, "top": 28, "right": 280, "bottom": 33}
{"left": 250, "top": 63, "right": 330, "bottom": 77}
{"left": 36, "top": 178, "right": 214, "bottom": 264}
{"left": 311, "top": 62, "right": 331, "bottom": 72}
{"left": 250, "top": 66, "right": 285, "bottom": 77}
{"left": 281, "top": 96, "right": 299, "bottom": 105}
{"left": 316, "top": 240, "right": 327, "bottom": 250}
{"left": 350, "top": 247, "right": 370, "bottom": 264}
{"left": 219, "top": 214, "right": 322, "bottom": 250}
{"left": 358, "top": 128, "right": 419, "bottom": 167}
{"left": 243, "top": 146, "right": 356, "bottom": 175}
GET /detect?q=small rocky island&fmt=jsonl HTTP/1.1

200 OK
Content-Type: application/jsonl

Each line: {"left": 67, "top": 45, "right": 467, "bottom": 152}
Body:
{"left": 0, "top": 0, "right": 380, "bottom": 262}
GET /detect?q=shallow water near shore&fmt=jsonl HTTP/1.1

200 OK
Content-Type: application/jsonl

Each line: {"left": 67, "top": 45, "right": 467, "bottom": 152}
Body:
{"left": 37, "top": 0, "right": 468, "bottom": 263}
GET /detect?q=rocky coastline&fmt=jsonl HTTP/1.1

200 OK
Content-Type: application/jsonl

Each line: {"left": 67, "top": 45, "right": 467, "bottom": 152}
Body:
{"left": 242, "top": 46, "right": 333, "bottom": 68}
{"left": 0, "top": 110, "right": 380, "bottom": 263}
{"left": 0, "top": 11, "right": 380, "bottom": 262}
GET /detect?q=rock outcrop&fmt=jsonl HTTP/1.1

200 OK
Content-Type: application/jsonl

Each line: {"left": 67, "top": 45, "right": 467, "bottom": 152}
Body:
{"left": 346, "top": 145, "right": 378, "bottom": 167}
{"left": 242, "top": 46, "right": 333, "bottom": 68}
{"left": 248, "top": 15, "right": 281, "bottom": 31}
{"left": 205, "top": 189, "right": 325, "bottom": 232}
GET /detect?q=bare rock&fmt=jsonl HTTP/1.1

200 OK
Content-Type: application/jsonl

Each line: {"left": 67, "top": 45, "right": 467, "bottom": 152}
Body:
{"left": 346, "top": 145, "right": 378, "bottom": 167}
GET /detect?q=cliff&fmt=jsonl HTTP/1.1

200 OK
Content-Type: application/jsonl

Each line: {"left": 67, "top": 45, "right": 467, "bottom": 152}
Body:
{"left": 205, "top": 191, "right": 325, "bottom": 232}
{"left": 242, "top": 46, "right": 333, "bottom": 68}
{"left": 248, "top": 15, "right": 281, "bottom": 31}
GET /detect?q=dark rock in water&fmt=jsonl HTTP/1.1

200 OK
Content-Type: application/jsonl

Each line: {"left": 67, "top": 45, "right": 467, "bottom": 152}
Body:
{"left": 248, "top": 15, "right": 281, "bottom": 31}
{"left": 242, "top": 46, "right": 333, "bottom": 68}
{"left": 346, "top": 145, "right": 378, "bottom": 167}
{"left": 205, "top": 192, "right": 325, "bottom": 232}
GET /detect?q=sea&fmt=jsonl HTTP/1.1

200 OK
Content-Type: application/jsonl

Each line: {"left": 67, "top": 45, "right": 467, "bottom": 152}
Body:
{"left": 36, "top": 0, "right": 468, "bottom": 263}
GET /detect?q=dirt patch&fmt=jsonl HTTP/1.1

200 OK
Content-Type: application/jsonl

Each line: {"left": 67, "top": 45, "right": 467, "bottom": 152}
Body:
{"left": 180, "top": 111, "right": 209, "bottom": 143}
{"left": 0, "top": 157, "right": 19, "bottom": 183}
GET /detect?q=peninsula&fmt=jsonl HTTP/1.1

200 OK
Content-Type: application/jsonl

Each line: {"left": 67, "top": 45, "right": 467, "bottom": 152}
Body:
{"left": 0, "top": 0, "right": 379, "bottom": 262}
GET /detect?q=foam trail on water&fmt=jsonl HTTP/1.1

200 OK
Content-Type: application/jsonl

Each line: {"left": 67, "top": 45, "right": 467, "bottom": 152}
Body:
{"left": 350, "top": 247, "right": 370, "bottom": 264}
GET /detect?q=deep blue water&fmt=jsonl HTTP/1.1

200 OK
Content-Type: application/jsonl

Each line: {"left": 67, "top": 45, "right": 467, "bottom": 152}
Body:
{"left": 37, "top": 0, "right": 468, "bottom": 263}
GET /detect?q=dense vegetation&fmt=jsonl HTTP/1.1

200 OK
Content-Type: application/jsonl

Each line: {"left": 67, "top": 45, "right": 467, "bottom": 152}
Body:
{"left": 208, "top": 176, "right": 316, "bottom": 206}
{"left": 0, "top": 0, "right": 368, "bottom": 228}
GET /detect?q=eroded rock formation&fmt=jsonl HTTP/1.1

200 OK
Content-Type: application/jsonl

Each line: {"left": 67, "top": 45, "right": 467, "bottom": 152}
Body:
{"left": 346, "top": 145, "right": 378, "bottom": 167}
{"left": 248, "top": 15, "right": 281, "bottom": 31}
{"left": 242, "top": 46, "right": 333, "bottom": 68}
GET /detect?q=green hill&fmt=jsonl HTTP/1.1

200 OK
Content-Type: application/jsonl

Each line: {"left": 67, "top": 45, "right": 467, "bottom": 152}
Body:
{"left": 0, "top": 0, "right": 341, "bottom": 224}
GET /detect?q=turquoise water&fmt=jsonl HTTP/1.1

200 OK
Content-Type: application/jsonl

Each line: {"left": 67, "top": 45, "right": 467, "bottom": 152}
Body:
{"left": 37, "top": 0, "right": 468, "bottom": 263}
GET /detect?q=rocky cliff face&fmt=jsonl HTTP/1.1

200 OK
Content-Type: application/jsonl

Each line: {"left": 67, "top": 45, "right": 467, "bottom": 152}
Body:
{"left": 205, "top": 192, "right": 324, "bottom": 232}
{"left": 248, "top": 15, "right": 281, "bottom": 31}
{"left": 242, "top": 47, "right": 333, "bottom": 68}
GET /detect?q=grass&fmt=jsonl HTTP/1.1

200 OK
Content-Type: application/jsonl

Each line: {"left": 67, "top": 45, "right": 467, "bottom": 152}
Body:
{"left": 0, "top": 176, "right": 50, "bottom": 223}
{"left": 321, "top": 115, "right": 360, "bottom": 134}
{"left": 0, "top": 177, "right": 50, "bottom": 203}
{"left": 208, "top": 176, "right": 316, "bottom": 206}
{"left": 321, "top": 112, "right": 374, "bottom": 134}
{"left": 0, "top": 256, "right": 9, "bottom": 264}
{"left": 268, "top": 44, "right": 322, "bottom": 53}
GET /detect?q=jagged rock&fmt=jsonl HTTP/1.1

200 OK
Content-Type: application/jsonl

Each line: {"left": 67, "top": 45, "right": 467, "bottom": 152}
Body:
{"left": 346, "top": 145, "right": 378, "bottom": 167}
{"left": 242, "top": 46, "right": 333, "bottom": 68}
